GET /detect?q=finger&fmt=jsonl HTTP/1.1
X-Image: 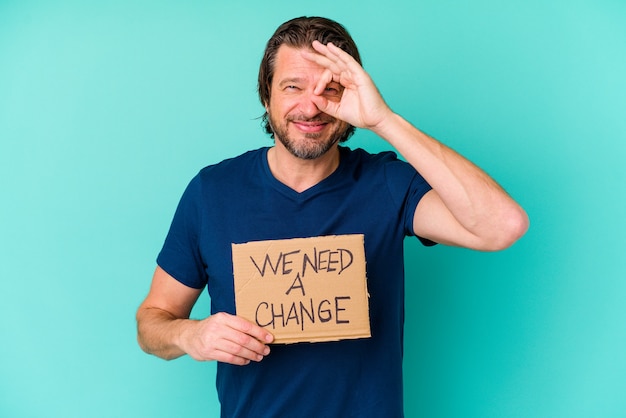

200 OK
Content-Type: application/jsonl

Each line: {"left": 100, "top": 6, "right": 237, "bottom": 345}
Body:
{"left": 301, "top": 48, "right": 342, "bottom": 75}
{"left": 308, "top": 41, "right": 351, "bottom": 73}
{"left": 313, "top": 68, "right": 334, "bottom": 96}
{"left": 201, "top": 313, "right": 273, "bottom": 358}
{"left": 210, "top": 347, "right": 256, "bottom": 366}
{"left": 311, "top": 40, "right": 341, "bottom": 61}
{"left": 226, "top": 314, "right": 274, "bottom": 344}
{"left": 311, "top": 41, "right": 352, "bottom": 69}
{"left": 214, "top": 334, "right": 271, "bottom": 363}
{"left": 325, "top": 42, "right": 364, "bottom": 74}
{"left": 223, "top": 326, "right": 271, "bottom": 356}
{"left": 324, "top": 42, "right": 348, "bottom": 58}
{"left": 202, "top": 323, "right": 271, "bottom": 364}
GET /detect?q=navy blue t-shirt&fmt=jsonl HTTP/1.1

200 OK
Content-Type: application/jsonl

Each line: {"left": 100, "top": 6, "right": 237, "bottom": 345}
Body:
{"left": 157, "top": 146, "right": 433, "bottom": 417}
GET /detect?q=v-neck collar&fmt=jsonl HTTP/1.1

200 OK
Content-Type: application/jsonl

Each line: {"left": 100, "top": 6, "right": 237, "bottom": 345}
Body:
{"left": 260, "top": 147, "right": 348, "bottom": 201}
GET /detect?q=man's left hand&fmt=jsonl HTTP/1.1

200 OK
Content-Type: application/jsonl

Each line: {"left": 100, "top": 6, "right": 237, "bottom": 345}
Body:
{"left": 303, "top": 40, "right": 393, "bottom": 131}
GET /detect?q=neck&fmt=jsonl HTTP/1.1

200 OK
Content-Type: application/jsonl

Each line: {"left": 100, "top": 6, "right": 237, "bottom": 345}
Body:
{"left": 267, "top": 144, "right": 340, "bottom": 193}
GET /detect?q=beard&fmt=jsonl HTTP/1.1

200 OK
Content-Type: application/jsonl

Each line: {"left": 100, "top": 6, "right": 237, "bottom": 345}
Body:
{"left": 269, "top": 112, "right": 350, "bottom": 160}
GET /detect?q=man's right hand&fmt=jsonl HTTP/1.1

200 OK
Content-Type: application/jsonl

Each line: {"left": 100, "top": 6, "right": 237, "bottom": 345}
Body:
{"left": 179, "top": 312, "right": 274, "bottom": 365}
{"left": 136, "top": 266, "right": 274, "bottom": 365}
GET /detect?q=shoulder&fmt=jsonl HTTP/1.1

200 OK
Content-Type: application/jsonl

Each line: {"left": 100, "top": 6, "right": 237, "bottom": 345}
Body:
{"left": 192, "top": 147, "right": 268, "bottom": 188}
{"left": 341, "top": 146, "right": 400, "bottom": 166}
{"left": 198, "top": 147, "right": 267, "bottom": 178}
{"left": 340, "top": 146, "right": 415, "bottom": 180}
{"left": 342, "top": 145, "right": 430, "bottom": 197}
{"left": 179, "top": 148, "right": 268, "bottom": 202}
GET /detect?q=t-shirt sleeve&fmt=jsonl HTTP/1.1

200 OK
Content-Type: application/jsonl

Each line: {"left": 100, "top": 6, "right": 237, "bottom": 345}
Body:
{"left": 156, "top": 174, "right": 208, "bottom": 289}
{"left": 384, "top": 155, "right": 437, "bottom": 246}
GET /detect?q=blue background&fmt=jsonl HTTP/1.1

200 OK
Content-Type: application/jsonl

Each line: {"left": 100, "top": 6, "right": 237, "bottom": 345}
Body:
{"left": 1, "top": 0, "right": 625, "bottom": 416}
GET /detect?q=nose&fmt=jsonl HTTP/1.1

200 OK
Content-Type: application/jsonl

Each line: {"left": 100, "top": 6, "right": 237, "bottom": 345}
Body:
{"left": 297, "top": 90, "right": 322, "bottom": 118}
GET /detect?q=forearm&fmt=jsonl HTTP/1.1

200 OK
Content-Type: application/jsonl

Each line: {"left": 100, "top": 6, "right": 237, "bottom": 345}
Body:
{"left": 373, "top": 113, "right": 529, "bottom": 249}
{"left": 136, "top": 307, "right": 194, "bottom": 360}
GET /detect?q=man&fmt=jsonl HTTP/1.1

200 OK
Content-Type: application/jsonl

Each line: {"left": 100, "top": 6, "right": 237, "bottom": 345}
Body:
{"left": 136, "top": 16, "right": 528, "bottom": 417}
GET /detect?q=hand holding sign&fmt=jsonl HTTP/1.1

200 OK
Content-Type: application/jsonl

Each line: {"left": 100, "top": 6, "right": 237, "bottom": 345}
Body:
{"left": 179, "top": 312, "right": 274, "bottom": 365}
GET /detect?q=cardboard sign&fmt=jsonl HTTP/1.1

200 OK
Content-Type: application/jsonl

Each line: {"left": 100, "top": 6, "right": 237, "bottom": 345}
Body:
{"left": 232, "top": 234, "right": 371, "bottom": 344}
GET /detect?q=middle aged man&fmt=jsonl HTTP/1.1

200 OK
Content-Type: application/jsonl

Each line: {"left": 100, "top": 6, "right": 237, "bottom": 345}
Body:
{"left": 137, "top": 16, "right": 529, "bottom": 417}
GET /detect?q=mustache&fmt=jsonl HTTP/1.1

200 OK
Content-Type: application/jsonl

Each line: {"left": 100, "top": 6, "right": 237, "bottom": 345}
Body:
{"left": 287, "top": 114, "right": 336, "bottom": 124}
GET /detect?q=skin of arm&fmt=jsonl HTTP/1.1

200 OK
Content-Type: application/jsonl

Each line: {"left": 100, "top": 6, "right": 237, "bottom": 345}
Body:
{"left": 304, "top": 41, "right": 529, "bottom": 251}
{"left": 136, "top": 266, "right": 274, "bottom": 365}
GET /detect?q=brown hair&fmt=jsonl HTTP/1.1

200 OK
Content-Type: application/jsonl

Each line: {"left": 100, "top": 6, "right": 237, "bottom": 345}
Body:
{"left": 258, "top": 16, "right": 361, "bottom": 141}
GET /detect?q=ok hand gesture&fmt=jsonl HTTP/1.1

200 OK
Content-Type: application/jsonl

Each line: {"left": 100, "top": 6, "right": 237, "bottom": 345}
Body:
{"left": 303, "top": 40, "right": 394, "bottom": 132}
